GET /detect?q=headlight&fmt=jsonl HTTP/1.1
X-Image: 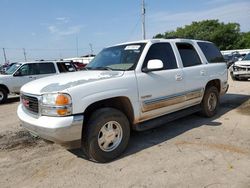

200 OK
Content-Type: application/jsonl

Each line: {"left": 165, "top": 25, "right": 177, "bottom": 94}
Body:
{"left": 233, "top": 66, "right": 239, "bottom": 71}
{"left": 41, "top": 93, "right": 72, "bottom": 116}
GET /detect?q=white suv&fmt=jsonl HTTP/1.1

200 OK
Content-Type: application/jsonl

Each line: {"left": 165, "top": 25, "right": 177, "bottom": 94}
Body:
{"left": 0, "top": 60, "right": 76, "bottom": 103}
{"left": 18, "top": 39, "right": 228, "bottom": 162}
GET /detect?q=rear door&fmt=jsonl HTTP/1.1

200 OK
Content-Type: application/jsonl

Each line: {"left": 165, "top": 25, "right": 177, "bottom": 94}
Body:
{"left": 175, "top": 42, "right": 207, "bottom": 106}
{"left": 34, "top": 63, "right": 57, "bottom": 80}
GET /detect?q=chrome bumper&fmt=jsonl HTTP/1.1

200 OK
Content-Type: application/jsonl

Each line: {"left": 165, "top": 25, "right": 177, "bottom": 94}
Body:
{"left": 17, "top": 104, "right": 84, "bottom": 144}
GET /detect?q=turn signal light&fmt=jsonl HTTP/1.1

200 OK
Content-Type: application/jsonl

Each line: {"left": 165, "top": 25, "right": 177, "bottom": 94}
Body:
{"left": 56, "top": 94, "right": 70, "bottom": 106}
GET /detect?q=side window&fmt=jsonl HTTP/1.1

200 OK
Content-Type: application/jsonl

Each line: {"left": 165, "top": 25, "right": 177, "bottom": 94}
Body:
{"left": 176, "top": 43, "right": 202, "bottom": 67}
{"left": 37, "top": 63, "right": 56, "bottom": 74}
{"left": 18, "top": 64, "right": 35, "bottom": 76}
{"left": 18, "top": 64, "right": 29, "bottom": 76}
{"left": 197, "top": 42, "right": 225, "bottom": 63}
{"left": 143, "top": 43, "right": 177, "bottom": 70}
{"left": 57, "top": 62, "right": 76, "bottom": 73}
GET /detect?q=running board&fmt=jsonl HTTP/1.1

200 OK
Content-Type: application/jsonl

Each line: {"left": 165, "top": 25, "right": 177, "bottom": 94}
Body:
{"left": 134, "top": 105, "right": 201, "bottom": 131}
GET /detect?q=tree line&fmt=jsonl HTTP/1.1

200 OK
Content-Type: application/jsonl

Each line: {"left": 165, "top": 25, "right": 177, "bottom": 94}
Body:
{"left": 154, "top": 19, "right": 250, "bottom": 50}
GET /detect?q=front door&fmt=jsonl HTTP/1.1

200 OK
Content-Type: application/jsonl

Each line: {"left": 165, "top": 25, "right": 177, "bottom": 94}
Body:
{"left": 136, "top": 42, "right": 185, "bottom": 122}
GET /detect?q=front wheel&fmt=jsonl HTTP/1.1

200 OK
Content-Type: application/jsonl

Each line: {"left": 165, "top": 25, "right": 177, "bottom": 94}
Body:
{"left": 82, "top": 108, "right": 130, "bottom": 163}
{"left": 200, "top": 86, "right": 219, "bottom": 117}
{"left": 230, "top": 72, "right": 239, "bottom": 81}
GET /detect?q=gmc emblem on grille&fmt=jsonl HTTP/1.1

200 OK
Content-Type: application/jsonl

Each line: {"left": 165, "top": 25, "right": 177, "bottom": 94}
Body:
{"left": 22, "top": 98, "right": 29, "bottom": 107}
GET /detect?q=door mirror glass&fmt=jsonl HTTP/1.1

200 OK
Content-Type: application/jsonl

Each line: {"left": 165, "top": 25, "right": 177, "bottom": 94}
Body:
{"left": 143, "top": 59, "right": 164, "bottom": 73}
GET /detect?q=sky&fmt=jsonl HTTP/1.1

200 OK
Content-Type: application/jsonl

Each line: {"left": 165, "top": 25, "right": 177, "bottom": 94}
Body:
{"left": 0, "top": 0, "right": 250, "bottom": 63}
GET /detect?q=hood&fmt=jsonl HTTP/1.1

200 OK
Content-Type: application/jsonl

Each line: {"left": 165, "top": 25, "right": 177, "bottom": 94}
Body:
{"left": 21, "top": 70, "right": 124, "bottom": 95}
{"left": 0, "top": 74, "right": 12, "bottom": 82}
{"left": 234, "top": 60, "right": 250, "bottom": 66}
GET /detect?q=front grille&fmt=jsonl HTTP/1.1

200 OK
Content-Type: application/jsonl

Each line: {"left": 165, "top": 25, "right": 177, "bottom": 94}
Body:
{"left": 21, "top": 94, "right": 39, "bottom": 114}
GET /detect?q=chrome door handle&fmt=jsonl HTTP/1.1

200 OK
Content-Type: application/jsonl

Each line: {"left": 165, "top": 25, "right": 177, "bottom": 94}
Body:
{"left": 175, "top": 74, "right": 183, "bottom": 81}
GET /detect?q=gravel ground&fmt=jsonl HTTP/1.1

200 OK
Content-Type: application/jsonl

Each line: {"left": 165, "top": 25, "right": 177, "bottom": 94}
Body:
{"left": 0, "top": 77, "right": 250, "bottom": 188}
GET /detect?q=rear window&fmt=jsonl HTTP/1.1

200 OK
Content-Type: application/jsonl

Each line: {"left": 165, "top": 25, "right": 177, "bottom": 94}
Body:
{"left": 37, "top": 63, "right": 56, "bottom": 74}
{"left": 57, "top": 62, "right": 76, "bottom": 73}
{"left": 197, "top": 42, "right": 224, "bottom": 63}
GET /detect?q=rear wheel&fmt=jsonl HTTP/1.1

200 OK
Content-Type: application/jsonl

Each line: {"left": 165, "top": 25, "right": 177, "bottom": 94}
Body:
{"left": 82, "top": 108, "right": 130, "bottom": 163}
{"left": 0, "top": 88, "right": 7, "bottom": 104}
{"left": 200, "top": 86, "right": 219, "bottom": 117}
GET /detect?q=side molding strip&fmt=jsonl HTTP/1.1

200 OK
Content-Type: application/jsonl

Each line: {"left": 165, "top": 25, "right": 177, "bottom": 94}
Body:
{"left": 142, "top": 88, "right": 204, "bottom": 112}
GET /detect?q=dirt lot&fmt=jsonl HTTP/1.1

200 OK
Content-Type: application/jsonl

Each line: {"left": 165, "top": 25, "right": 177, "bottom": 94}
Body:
{"left": 0, "top": 77, "right": 250, "bottom": 188}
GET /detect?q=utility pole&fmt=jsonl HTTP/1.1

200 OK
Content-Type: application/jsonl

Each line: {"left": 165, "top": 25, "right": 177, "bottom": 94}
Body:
{"left": 142, "top": 0, "right": 146, "bottom": 40}
{"left": 2, "top": 48, "right": 7, "bottom": 64}
{"left": 76, "top": 36, "right": 79, "bottom": 57}
{"left": 89, "top": 43, "right": 93, "bottom": 55}
{"left": 23, "top": 48, "right": 27, "bottom": 61}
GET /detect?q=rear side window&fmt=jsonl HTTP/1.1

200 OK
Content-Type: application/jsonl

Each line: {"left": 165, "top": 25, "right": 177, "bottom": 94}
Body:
{"left": 144, "top": 43, "right": 177, "bottom": 70}
{"left": 37, "top": 63, "right": 56, "bottom": 74}
{"left": 57, "top": 62, "right": 76, "bottom": 73}
{"left": 176, "top": 43, "right": 202, "bottom": 67}
{"left": 197, "top": 42, "right": 224, "bottom": 63}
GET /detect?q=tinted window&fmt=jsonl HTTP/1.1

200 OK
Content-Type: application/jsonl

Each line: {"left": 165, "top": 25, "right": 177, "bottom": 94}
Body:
{"left": 18, "top": 64, "right": 36, "bottom": 76}
{"left": 144, "top": 43, "right": 177, "bottom": 70}
{"left": 37, "top": 63, "right": 56, "bottom": 74}
{"left": 243, "top": 53, "right": 250, "bottom": 60}
{"left": 57, "top": 62, "right": 76, "bottom": 73}
{"left": 198, "top": 42, "right": 224, "bottom": 63}
{"left": 176, "top": 43, "right": 201, "bottom": 67}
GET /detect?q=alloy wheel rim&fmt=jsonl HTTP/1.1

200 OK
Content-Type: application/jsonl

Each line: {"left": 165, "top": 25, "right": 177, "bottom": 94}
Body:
{"left": 208, "top": 93, "right": 217, "bottom": 111}
{"left": 98, "top": 121, "right": 123, "bottom": 152}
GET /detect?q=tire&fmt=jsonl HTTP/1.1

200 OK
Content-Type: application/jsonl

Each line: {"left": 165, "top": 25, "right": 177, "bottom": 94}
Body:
{"left": 82, "top": 108, "right": 130, "bottom": 163}
{"left": 200, "top": 86, "right": 219, "bottom": 117}
{"left": 0, "top": 87, "right": 7, "bottom": 104}
{"left": 230, "top": 72, "right": 238, "bottom": 81}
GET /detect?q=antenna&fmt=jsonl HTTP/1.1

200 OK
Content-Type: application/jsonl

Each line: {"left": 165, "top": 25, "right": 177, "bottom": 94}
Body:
{"left": 76, "top": 36, "right": 79, "bottom": 57}
{"left": 89, "top": 43, "right": 93, "bottom": 55}
{"left": 142, "top": 0, "right": 146, "bottom": 40}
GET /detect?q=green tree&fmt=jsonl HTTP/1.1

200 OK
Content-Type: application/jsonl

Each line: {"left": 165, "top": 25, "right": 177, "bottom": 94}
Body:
{"left": 235, "top": 32, "right": 250, "bottom": 49}
{"left": 153, "top": 20, "right": 250, "bottom": 50}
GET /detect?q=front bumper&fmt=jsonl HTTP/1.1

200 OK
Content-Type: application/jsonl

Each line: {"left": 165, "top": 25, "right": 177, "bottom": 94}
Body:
{"left": 233, "top": 71, "right": 250, "bottom": 78}
{"left": 17, "top": 104, "right": 84, "bottom": 144}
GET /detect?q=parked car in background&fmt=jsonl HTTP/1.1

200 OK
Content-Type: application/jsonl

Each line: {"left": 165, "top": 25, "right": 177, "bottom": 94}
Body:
{"left": 0, "top": 60, "right": 76, "bottom": 103}
{"left": 72, "top": 61, "right": 87, "bottom": 70}
{"left": 230, "top": 53, "right": 250, "bottom": 81}
{"left": 223, "top": 51, "right": 246, "bottom": 68}
{"left": 0, "top": 62, "right": 17, "bottom": 74}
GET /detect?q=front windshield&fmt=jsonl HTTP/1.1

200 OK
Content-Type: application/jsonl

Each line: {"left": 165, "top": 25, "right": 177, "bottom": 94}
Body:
{"left": 242, "top": 53, "right": 250, "bottom": 61}
{"left": 5, "top": 63, "right": 21, "bottom": 75}
{"left": 86, "top": 43, "right": 146, "bottom": 71}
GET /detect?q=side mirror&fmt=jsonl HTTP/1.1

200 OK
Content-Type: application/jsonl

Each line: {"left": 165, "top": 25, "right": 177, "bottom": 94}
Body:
{"left": 142, "top": 59, "right": 164, "bottom": 73}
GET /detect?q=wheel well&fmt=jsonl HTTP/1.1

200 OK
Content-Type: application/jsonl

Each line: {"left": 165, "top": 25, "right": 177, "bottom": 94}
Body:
{"left": 83, "top": 97, "right": 134, "bottom": 126}
{"left": 205, "top": 79, "right": 220, "bottom": 92}
{"left": 0, "top": 84, "right": 9, "bottom": 94}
